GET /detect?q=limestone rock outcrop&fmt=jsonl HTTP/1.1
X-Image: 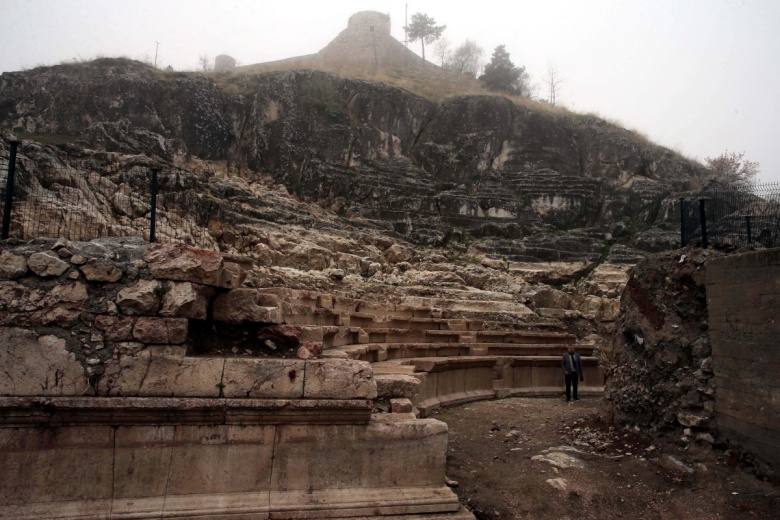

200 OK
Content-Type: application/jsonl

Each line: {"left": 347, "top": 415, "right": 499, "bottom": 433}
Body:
{"left": 0, "top": 58, "right": 709, "bottom": 263}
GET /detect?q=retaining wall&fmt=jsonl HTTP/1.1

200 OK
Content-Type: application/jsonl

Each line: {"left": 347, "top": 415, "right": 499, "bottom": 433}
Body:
{"left": 707, "top": 248, "right": 780, "bottom": 476}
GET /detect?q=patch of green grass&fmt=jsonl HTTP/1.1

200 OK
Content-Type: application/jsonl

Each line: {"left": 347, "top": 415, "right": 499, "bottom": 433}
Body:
{"left": 153, "top": 284, "right": 170, "bottom": 297}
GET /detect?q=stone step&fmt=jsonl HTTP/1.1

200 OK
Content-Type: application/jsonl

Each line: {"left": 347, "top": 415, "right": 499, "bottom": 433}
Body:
{"left": 346, "top": 313, "right": 483, "bottom": 332}
{"left": 324, "top": 342, "right": 596, "bottom": 363}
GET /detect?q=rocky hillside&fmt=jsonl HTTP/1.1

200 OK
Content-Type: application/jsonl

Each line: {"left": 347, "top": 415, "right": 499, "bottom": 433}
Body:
{"left": 0, "top": 58, "right": 709, "bottom": 262}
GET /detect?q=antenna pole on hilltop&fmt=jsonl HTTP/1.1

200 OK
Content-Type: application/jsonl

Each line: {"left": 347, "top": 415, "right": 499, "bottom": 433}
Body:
{"left": 154, "top": 41, "right": 160, "bottom": 68}
{"left": 404, "top": 3, "right": 409, "bottom": 49}
{"left": 404, "top": 3, "right": 409, "bottom": 70}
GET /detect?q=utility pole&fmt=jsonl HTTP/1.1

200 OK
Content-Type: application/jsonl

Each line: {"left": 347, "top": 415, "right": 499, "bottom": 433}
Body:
{"left": 154, "top": 41, "right": 160, "bottom": 69}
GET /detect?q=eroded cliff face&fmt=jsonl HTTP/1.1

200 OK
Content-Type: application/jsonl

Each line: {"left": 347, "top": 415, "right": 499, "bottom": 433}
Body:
{"left": 0, "top": 58, "right": 709, "bottom": 262}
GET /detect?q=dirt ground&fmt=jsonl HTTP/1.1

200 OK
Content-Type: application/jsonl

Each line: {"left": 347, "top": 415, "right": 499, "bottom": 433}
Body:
{"left": 432, "top": 397, "right": 780, "bottom": 520}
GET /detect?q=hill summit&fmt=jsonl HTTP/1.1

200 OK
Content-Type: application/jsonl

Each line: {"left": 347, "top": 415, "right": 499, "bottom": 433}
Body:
{"left": 237, "top": 11, "right": 430, "bottom": 73}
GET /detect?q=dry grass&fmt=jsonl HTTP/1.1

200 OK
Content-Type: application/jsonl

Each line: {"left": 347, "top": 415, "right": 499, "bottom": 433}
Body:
{"left": 225, "top": 58, "right": 575, "bottom": 119}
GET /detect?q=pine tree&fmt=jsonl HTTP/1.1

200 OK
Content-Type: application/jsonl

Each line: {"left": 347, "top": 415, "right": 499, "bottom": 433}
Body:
{"left": 479, "top": 45, "right": 530, "bottom": 95}
{"left": 406, "top": 13, "right": 446, "bottom": 63}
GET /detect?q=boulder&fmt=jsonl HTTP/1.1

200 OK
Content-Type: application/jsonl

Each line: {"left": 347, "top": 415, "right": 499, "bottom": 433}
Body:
{"left": 0, "top": 250, "right": 27, "bottom": 279}
{"left": 145, "top": 244, "right": 245, "bottom": 288}
{"left": 115, "top": 279, "right": 161, "bottom": 315}
{"left": 80, "top": 260, "right": 123, "bottom": 282}
{"left": 384, "top": 244, "right": 413, "bottom": 264}
{"left": 160, "top": 282, "right": 213, "bottom": 319}
{"left": 212, "top": 289, "right": 280, "bottom": 323}
{"left": 27, "top": 252, "right": 69, "bottom": 277}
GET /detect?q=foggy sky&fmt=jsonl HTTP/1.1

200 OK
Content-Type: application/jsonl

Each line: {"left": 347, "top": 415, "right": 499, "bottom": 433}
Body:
{"left": 2, "top": 0, "right": 779, "bottom": 182}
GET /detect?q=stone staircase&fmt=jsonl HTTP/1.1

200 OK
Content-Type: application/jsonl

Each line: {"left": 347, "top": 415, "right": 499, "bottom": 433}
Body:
{"left": 258, "top": 288, "right": 605, "bottom": 417}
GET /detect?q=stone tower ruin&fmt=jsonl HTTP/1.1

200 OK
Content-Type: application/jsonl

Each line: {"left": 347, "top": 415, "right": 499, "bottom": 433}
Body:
{"left": 239, "top": 11, "right": 428, "bottom": 72}
{"left": 318, "top": 11, "right": 419, "bottom": 68}
{"left": 214, "top": 54, "right": 236, "bottom": 73}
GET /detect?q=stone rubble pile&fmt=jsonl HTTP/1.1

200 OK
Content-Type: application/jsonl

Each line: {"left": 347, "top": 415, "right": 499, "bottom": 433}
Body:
{"left": 602, "top": 248, "right": 722, "bottom": 445}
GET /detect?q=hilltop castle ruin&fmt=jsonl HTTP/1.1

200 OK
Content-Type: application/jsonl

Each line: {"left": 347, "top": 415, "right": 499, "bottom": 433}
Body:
{"left": 218, "top": 11, "right": 430, "bottom": 73}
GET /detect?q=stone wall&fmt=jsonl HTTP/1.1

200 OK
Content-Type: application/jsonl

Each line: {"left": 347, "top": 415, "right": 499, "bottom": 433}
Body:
{"left": 707, "top": 248, "right": 780, "bottom": 477}
{"left": 0, "top": 238, "right": 467, "bottom": 519}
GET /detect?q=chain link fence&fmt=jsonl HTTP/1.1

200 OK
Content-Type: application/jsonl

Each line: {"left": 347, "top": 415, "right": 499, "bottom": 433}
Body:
{"left": 681, "top": 183, "right": 780, "bottom": 249}
{"left": 1, "top": 142, "right": 221, "bottom": 248}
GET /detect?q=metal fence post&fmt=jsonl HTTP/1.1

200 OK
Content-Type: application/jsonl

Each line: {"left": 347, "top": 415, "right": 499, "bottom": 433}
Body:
{"left": 1, "top": 141, "right": 20, "bottom": 240}
{"left": 680, "top": 198, "right": 686, "bottom": 247}
{"left": 699, "top": 199, "right": 708, "bottom": 248}
{"left": 149, "top": 168, "right": 159, "bottom": 243}
{"left": 746, "top": 216, "right": 752, "bottom": 244}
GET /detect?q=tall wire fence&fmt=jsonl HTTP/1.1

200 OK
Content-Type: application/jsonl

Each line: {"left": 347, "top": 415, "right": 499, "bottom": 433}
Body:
{"left": 681, "top": 183, "right": 780, "bottom": 249}
{"left": 1, "top": 142, "right": 221, "bottom": 248}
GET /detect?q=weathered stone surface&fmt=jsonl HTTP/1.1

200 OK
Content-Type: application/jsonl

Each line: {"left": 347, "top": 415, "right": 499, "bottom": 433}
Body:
{"left": 296, "top": 342, "right": 323, "bottom": 359}
{"left": 115, "top": 280, "right": 161, "bottom": 315}
{"left": 0, "top": 327, "right": 85, "bottom": 396}
{"left": 658, "top": 454, "right": 694, "bottom": 476}
{"left": 160, "top": 282, "right": 212, "bottom": 319}
{"left": 390, "top": 398, "right": 413, "bottom": 413}
{"left": 531, "top": 449, "right": 584, "bottom": 469}
{"left": 220, "top": 261, "right": 248, "bottom": 289}
{"left": 0, "top": 280, "right": 88, "bottom": 327}
{"left": 212, "top": 289, "right": 280, "bottom": 323}
{"left": 530, "top": 288, "right": 571, "bottom": 310}
{"left": 94, "top": 315, "right": 136, "bottom": 341}
{"left": 375, "top": 374, "right": 421, "bottom": 398}
{"left": 146, "top": 244, "right": 244, "bottom": 288}
{"left": 99, "top": 345, "right": 223, "bottom": 397}
{"left": 132, "top": 317, "right": 188, "bottom": 344}
{"left": 546, "top": 478, "right": 569, "bottom": 491}
{"left": 0, "top": 250, "right": 27, "bottom": 279}
{"left": 677, "top": 410, "right": 711, "bottom": 428}
{"left": 303, "top": 359, "right": 377, "bottom": 399}
{"left": 222, "top": 359, "right": 305, "bottom": 398}
{"left": 384, "top": 244, "right": 413, "bottom": 264}
{"left": 27, "top": 252, "right": 69, "bottom": 277}
{"left": 257, "top": 325, "right": 303, "bottom": 348}
{"left": 80, "top": 260, "right": 123, "bottom": 282}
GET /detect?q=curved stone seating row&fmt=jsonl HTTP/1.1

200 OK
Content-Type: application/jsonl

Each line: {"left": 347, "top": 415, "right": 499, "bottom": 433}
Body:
{"left": 253, "top": 290, "right": 603, "bottom": 416}
{"left": 370, "top": 355, "right": 604, "bottom": 416}
{"left": 325, "top": 342, "right": 597, "bottom": 362}
{"left": 255, "top": 287, "right": 604, "bottom": 415}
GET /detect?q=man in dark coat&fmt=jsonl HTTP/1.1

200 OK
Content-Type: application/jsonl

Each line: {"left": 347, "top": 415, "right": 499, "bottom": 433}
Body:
{"left": 561, "top": 345, "right": 584, "bottom": 402}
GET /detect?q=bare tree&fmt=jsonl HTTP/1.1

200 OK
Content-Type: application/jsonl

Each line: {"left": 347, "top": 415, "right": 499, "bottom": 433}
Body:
{"left": 704, "top": 151, "right": 760, "bottom": 189}
{"left": 198, "top": 54, "right": 213, "bottom": 73}
{"left": 433, "top": 37, "right": 451, "bottom": 67}
{"left": 445, "top": 39, "right": 484, "bottom": 78}
{"left": 542, "top": 63, "right": 564, "bottom": 105}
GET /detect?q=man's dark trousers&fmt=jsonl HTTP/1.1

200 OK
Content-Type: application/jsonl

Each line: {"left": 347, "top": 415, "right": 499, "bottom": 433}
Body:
{"left": 565, "top": 372, "right": 579, "bottom": 401}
